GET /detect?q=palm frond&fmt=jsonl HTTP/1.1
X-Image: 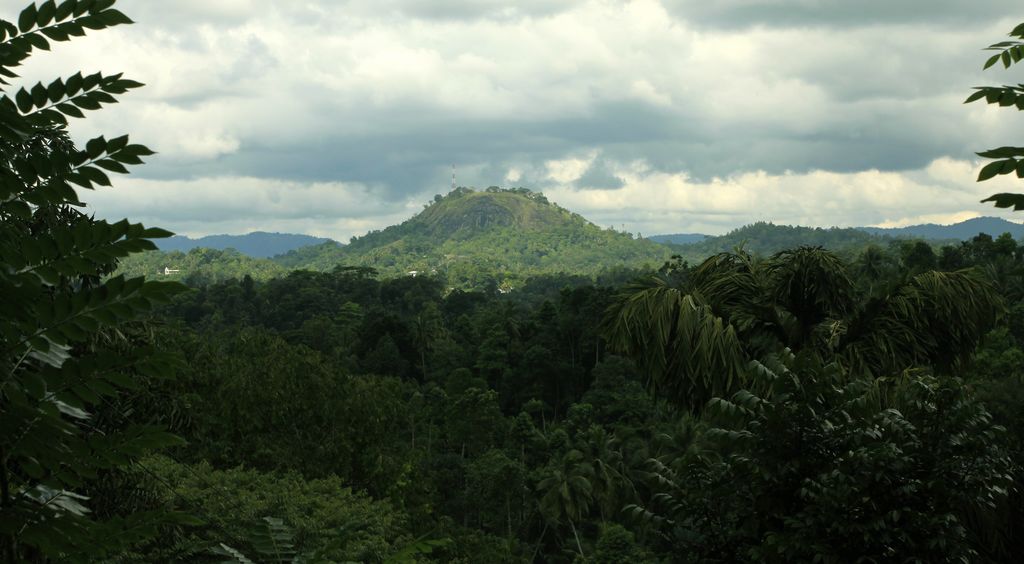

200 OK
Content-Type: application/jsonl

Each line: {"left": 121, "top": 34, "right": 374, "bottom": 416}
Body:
{"left": 604, "top": 279, "right": 747, "bottom": 411}
{"left": 842, "top": 269, "right": 1003, "bottom": 375}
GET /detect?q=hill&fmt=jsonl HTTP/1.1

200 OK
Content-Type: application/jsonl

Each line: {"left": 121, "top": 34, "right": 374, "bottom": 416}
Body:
{"left": 272, "top": 186, "right": 674, "bottom": 287}
{"left": 157, "top": 231, "right": 335, "bottom": 258}
{"left": 859, "top": 216, "right": 1024, "bottom": 240}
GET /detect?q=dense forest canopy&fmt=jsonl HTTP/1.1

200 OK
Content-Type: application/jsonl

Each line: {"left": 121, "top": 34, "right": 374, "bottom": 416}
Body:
{"left": 4, "top": 2, "right": 1024, "bottom": 564}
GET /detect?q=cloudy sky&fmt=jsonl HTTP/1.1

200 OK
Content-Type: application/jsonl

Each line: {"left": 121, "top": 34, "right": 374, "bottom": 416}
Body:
{"left": 9, "top": 0, "right": 1024, "bottom": 239}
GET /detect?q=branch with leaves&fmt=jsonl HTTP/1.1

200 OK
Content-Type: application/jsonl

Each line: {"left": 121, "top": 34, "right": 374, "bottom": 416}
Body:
{"left": 0, "top": 1, "right": 193, "bottom": 560}
{"left": 966, "top": 22, "right": 1024, "bottom": 209}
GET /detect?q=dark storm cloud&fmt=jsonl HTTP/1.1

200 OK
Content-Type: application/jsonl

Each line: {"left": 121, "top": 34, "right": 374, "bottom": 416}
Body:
{"left": 364, "top": 0, "right": 585, "bottom": 21}
{"left": 576, "top": 158, "right": 626, "bottom": 189}
{"left": 663, "top": 0, "right": 1023, "bottom": 29}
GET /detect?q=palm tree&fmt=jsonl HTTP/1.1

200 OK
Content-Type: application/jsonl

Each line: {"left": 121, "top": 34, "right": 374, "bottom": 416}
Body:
{"left": 855, "top": 244, "right": 891, "bottom": 295}
{"left": 605, "top": 246, "right": 1003, "bottom": 411}
{"left": 653, "top": 415, "right": 710, "bottom": 474}
{"left": 537, "top": 449, "right": 594, "bottom": 559}
{"left": 576, "top": 426, "right": 630, "bottom": 523}
{"left": 412, "top": 302, "right": 444, "bottom": 381}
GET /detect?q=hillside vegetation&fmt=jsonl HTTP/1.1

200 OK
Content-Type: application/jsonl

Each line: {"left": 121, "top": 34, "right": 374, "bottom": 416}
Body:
{"left": 116, "top": 247, "right": 288, "bottom": 284}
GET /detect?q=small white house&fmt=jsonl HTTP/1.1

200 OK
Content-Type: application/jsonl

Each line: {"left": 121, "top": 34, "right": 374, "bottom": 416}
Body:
{"left": 161, "top": 267, "right": 181, "bottom": 275}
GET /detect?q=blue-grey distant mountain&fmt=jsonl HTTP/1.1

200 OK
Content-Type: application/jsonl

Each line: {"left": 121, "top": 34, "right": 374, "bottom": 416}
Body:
{"left": 157, "top": 232, "right": 337, "bottom": 258}
{"left": 647, "top": 233, "right": 708, "bottom": 245}
{"left": 859, "top": 217, "right": 1024, "bottom": 240}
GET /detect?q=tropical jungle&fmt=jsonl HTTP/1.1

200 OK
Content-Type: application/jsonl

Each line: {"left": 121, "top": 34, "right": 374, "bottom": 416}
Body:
{"left": 5, "top": 2, "right": 1024, "bottom": 563}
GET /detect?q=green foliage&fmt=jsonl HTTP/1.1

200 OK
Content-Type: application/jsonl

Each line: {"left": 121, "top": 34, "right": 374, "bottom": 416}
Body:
{"left": 0, "top": 1, "right": 189, "bottom": 560}
{"left": 631, "top": 358, "right": 1015, "bottom": 563}
{"left": 211, "top": 517, "right": 296, "bottom": 563}
{"left": 538, "top": 449, "right": 594, "bottom": 559}
{"left": 588, "top": 523, "right": 650, "bottom": 564}
{"left": 606, "top": 247, "right": 1004, "bottom": 411}
{"left": 152, "top": 326, "right": 415, "bottom": 494}
{"left": 465, "top": 449, "right": 526, "bottom": 538}
{"left": 968, "top": 22, "right": 1024, "bottom": 209}
{"left": 603, "top": 276, "right": 746, "bottom": 411}
{"left": 139, "top": 456, "right": 412, "bottom": 563}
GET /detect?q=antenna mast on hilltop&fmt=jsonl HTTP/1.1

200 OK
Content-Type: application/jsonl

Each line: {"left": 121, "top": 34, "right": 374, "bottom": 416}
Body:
{"left": 451, "top": 164, "right": 456, "bottom": 192}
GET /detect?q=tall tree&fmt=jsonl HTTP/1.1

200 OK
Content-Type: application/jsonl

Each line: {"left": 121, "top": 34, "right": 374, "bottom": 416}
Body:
{"left": 537, "top": 449, "right": 594, "bottom": 559}
{"left": 412, "top": 301, "right": 444, "bottom": 382}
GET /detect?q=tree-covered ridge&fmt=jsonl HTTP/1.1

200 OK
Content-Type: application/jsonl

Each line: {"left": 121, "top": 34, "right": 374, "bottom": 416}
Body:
{"left": 666, "top": 221, "right": 894, "bottom": 262}
{"left": 272, "top": 187, "right": 674, "bottom": 288}
{"left": 115, "top": 247, "right": 288, "bottom": 284}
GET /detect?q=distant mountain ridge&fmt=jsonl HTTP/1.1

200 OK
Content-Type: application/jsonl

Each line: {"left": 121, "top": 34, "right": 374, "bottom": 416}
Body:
{"left": 157, "top": 231, "right": 336, "bottom": 258}
{"left": 858, "top": 216, "right": 1024, "bottom": 240}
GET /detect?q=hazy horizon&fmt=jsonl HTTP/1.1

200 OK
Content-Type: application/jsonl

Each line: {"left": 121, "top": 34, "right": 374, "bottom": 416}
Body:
{"left": 160, "top": 204, "right": 1024, "bottom": 242}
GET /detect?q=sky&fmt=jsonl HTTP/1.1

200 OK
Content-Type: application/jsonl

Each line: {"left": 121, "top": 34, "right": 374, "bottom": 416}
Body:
{"left": 8, "top": 0, "right": 1024, "bottom": 239}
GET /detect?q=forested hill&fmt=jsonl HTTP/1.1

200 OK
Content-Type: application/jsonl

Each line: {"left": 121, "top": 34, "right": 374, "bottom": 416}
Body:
{"left": 157, "top": 231, "right": 336, "bottom": 258}
{"left": 272, "top": 187, "right": 673, "bottom": 287}
{"left": 666, "top": 222, "right": 888, "bottom": 261}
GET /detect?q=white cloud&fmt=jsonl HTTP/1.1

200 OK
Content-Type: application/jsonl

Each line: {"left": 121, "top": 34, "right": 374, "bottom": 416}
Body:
{"left": 545, "top": 152, "right": 597, "bottom": 183}
{"left": 83, "top": 176, "right": 425, "bottom": 241}
{"left": 545, "top": 156, "right": 1024, "bottom": 235}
